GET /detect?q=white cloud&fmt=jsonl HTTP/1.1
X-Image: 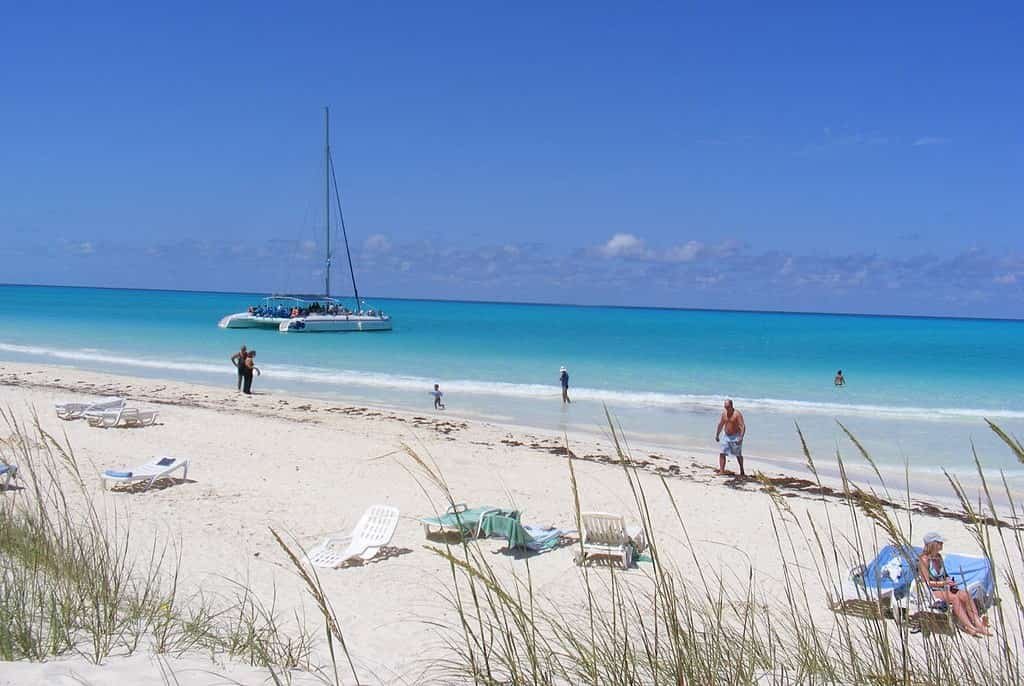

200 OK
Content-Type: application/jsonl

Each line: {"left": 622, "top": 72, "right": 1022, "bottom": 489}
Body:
{"left": 68, "top": 241, "right": 95, "bottom": 255}
{"left": 913, "top": 136, "right": 949, "bottom": 146}
{"left": 363, "top": 233, "right": 392, "bottom": 253}
{"left": 664, "top": 240, "right": 703, "bottom": 262}
{"left": 599, "top": 233, "right": 646, "bottom": 257}
{"left": 994, "top": 273, "right": 1017, "bottom": 285}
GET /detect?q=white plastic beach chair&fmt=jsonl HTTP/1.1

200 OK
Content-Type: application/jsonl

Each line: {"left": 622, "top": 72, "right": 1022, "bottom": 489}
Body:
{"left": 575, "top": 512, "right": 647, "bottom": 570}
{"left": 86, "top": 405, "right": 159, "bottom": 428}
{"left": 307, "top": 505, "right": 401, "bottom": 568}
{"left": 55, "top": 397, "right": 124, "bottom": 420}
{"left": 101, "top": 456, "right": 189, "bottom": 491}
{"left": 0, "top": 463, "right": 17, "bottom": 489}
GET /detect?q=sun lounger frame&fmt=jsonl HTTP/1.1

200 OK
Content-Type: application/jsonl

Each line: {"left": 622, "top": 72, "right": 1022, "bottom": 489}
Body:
{"left": 55, "top": 397, "right": 124, "bottom": 420}
{"left": 87, "top": 406, "right": 159, "bottom": 428}
{"left": 576, "top": 511, "right": 646, "bottom": 570}
{"left": 307, "top": 505, "right": 400, "bottom": 568}
{"left": 419, "top": 503, "right": 504, "bottom": 539}
{"left": 101, "top": 457, "right": 189, "bottom": 491}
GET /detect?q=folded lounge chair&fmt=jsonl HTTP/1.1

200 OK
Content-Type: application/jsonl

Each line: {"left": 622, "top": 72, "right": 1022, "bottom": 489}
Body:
{"left": 55, "top": 397, "right": 124, "bottom": 420}
{"left": 87, "top": 405, "right": 159, "bottom": 428}
{"left": 480, "top": 513, "right": 573, "bottom": 553}
{"left": 307, "top": 505, "right": 401, "bottom": 568}
{"left": 101, "top": 456, "right": 189, "bottom": 491}
{"left": 0, "top": 463, "right": 17, "bottom": 489}
{"left": 419, "top": 503, "right": 516, "bottom": 538}
{"left": 575, "top": 512, "right": 647, "bottom": 569}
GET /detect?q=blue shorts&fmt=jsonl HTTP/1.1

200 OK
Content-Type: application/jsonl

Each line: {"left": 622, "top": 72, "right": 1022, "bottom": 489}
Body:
{"left": 720, "top": 434, "right": 743, "bottom": 457}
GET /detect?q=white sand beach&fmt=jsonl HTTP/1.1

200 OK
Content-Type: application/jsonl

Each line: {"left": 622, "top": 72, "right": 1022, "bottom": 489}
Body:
{"left": 0, "top": 361, "right": 1020, "bottom": 684}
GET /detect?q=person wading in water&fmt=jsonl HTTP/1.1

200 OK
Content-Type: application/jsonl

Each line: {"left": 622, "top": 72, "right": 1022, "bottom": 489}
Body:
{"left": 559, "top": 366, "right": 571, "bottom": 404}
{"left": 242, "top": 350, "right": 261, "bottom": 395}
{"left": 230, "top": 345, "right": 248, "bottom": 391}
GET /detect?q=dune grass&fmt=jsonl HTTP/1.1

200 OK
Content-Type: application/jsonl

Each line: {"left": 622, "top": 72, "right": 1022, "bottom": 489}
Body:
{"left": 397, "top": 411, "right": 1024, "bottom": 685}
{"left": 0, "top": 409, "right": 316, "bottom": 677}
{"left": 3, "top": 402, "right": 1023, "bottom": 685}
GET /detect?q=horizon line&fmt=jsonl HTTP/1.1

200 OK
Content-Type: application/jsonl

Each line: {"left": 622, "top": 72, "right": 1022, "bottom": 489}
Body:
{"left": 2, "top": 281, "right": 1022, "bottom": 324}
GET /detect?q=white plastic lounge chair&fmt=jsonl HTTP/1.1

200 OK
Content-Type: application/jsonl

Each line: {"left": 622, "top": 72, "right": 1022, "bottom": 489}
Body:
{"left": 101, "top": 456, "right": 189, "bottom": 491}
{"left": 307, "top": 505, "right": 401, "bottom": 568}
{"left": 0, "top": 463, "right": 17, "bottom": 489}
{"left": 55, "top": 397, "right": 124, "bottom": 420}
{"left": 575, "top": 512, "right": 647, "bottom": 569}
{"left": 87, "top": 405, "right": 159, "bottom": 428}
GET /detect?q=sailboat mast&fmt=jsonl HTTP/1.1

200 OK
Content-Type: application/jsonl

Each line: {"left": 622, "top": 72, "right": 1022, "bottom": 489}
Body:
{"left": 324, "top": 106, "right": 331, "bottom": 298}
{"left": 330, "top": 157, "right": 361, "bottom": 312}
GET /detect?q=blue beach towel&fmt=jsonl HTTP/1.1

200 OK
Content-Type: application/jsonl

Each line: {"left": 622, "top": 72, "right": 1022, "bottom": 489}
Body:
{"left": 854, "top": 544, "right": 996, "bottom": 609}
{"left": 104, "top": 470, "right": 133, "bottom": 479}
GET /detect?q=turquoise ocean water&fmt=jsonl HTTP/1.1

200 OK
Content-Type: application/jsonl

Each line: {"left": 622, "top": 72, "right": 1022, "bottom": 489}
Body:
{"left": 1, "top": 284, "right": 1022, "bottom": 480}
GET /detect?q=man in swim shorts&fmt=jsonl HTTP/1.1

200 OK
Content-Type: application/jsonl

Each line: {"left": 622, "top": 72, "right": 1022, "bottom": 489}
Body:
{"left": 715, "top": 399, "right": 746, "bottom": 476}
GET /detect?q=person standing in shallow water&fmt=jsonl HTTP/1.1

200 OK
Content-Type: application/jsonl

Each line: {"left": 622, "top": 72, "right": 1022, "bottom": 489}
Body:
{"left": 242, "top": 351, "right": 261, "bottom": 395}
{"left": 715, "top": 399, "right": 746, "bottom": 476}
{"left": 834, "top": 369, "right": 846, "bottom": 386}
{"left": 230, "top": 345, "right": 247, "bottom": 391}
{"left": 431, "top": 383, "right": 445, "bottom": 410}
{"left": 559, "top": 366, "right": 571, "bottom": 404}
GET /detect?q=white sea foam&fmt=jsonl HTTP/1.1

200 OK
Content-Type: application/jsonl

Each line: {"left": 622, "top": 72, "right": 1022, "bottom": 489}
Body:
{"left": 3, "top": 341, "right": 1024, "bottom": 422}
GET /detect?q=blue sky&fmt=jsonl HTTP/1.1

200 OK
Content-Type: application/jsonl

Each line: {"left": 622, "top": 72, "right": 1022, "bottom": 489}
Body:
{"left": 1, "top": 3, "right": 1022, "bottom": 317}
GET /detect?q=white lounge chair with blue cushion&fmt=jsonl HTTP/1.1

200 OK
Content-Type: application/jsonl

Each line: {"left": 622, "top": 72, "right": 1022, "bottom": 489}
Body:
{"left": 56, "top": 397, "right": 124, "bottom": 420}
{"left": 101, "top": 456, "right": 189, "bottom": 491}
{"left": 1, "top": 463, "right": 17, "bottom": 489}
{"left": 307, "top": 505, "right": 401, "bottom": 568}
{"left": 87, "top": 405, "right": 159, "bottom": 428}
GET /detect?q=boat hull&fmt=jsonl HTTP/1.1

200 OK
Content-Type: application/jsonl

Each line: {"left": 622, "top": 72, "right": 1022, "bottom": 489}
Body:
{"left": 279, "top": 315, "right": 392, "bottom": 333}
{"left": 218, "top": 313, "right": 290, "bottom": 329}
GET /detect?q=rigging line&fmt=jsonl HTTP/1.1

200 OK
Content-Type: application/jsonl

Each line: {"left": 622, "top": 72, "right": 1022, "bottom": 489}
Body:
{"left": 329, "top": 152, "right": 361, "bottom": 310}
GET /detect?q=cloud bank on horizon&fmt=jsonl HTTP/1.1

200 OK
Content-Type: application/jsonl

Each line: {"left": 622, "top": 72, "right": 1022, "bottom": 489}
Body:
{"left": 4, "top": 231, "right": 1022, "bottom": 319}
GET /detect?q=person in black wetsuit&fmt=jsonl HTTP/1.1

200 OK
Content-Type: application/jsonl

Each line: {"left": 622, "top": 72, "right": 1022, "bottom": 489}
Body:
{"left": 230, "top": 345, "right": 248, "bottom": 391}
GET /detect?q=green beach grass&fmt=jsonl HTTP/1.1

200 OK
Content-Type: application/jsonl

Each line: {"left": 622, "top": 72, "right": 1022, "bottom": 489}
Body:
{"left": 2, "top": 405, "right": 1022, "bottom": 684}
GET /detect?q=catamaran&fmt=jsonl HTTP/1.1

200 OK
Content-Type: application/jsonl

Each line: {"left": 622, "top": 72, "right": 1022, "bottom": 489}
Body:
{"left": 218, "top": 108, "right": 392, "bottom": 333}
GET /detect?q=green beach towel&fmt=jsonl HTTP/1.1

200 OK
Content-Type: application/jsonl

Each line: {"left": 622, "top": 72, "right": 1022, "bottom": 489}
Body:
{"left": 421, "top": 505, "right": 516, "bottom": 536}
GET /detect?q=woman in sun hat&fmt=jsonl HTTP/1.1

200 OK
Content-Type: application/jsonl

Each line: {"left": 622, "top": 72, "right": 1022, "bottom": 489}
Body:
{"left": 559, "top": 366, "right": 570, "bottom": 404}
{"left": 917, "top": 532, "right": 990, "bottom": 636}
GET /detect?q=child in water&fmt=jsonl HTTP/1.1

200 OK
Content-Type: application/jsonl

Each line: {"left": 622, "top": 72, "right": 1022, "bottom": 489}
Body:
{"left": 430, "top": 383, "right": 445, "bottom": 410}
